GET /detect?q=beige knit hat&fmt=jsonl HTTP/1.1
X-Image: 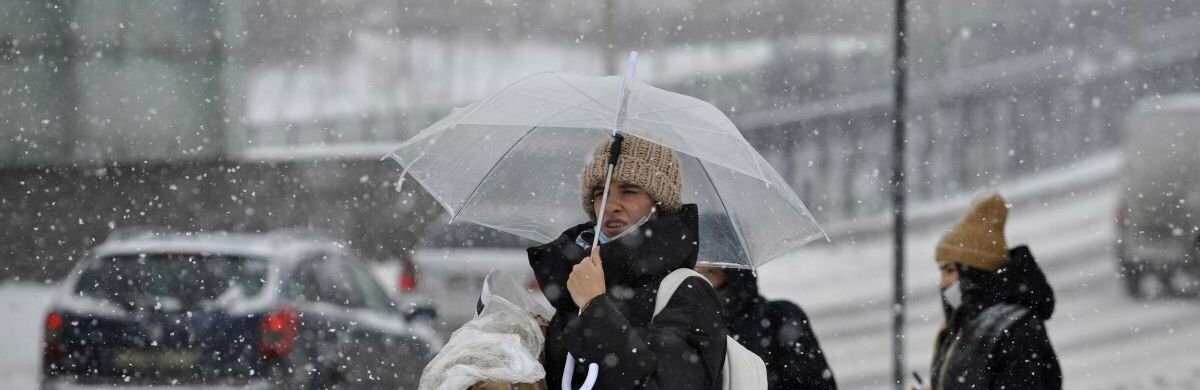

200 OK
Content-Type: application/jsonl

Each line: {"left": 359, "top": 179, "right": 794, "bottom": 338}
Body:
{"left": 935, "top": 191, "right": 1010, "bottom": 272}
{"left": 580, "top": 134, "right": 683, "bottom": 220}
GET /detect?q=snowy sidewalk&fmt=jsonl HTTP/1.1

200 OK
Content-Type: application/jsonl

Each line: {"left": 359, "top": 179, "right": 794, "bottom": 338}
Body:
{"left": 0, "top": 283, "right": 59, "bottom": 389}
{"left": 760, "top": 180, "right": 1200, "bottom": 390}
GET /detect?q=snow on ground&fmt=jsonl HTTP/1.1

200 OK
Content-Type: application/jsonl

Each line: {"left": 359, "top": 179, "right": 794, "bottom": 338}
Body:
{"left": 0, "top": 282, "right": 59, "bottom": 389}
{"left": 760, "top": 181, "right": 1200, "bottom": 389}
{"left": 4, "top": 153, "right": 1199, "bottom": 389}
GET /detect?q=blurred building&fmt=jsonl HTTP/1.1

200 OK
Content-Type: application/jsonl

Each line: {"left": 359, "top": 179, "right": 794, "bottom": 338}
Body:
{"left": 2, "top": 0, "right": 1199, "bottom": 280}
{"left": 1, "top": 1, "right": 242, "bottom": 166}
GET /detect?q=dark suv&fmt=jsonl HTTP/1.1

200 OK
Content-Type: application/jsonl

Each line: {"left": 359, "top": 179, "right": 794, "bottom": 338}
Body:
{"left": 41, "top": 229, "right": 441, "bottom": 389}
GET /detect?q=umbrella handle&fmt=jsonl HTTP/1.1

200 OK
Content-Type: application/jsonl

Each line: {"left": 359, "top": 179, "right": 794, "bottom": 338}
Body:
{"left": 562, "top": 353, "right": 600, "bottom": 390}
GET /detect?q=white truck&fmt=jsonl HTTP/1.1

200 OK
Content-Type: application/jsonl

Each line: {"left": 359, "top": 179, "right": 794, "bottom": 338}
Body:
{"left": 1116, "top": 93, "right": 1200, "bottom": 298}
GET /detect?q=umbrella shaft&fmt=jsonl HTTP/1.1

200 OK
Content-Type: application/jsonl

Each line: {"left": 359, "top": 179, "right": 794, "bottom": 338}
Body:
{"left": 593, "top": 132, "right": 626, "bottom": 249}
{"left": 592, "top": 163, "right": 617, "bottom": 249}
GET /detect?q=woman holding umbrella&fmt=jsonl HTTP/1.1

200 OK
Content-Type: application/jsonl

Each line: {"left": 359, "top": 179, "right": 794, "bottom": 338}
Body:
{"left": 390, "top": 55, "right": 827, "bottom": 389}
{"left": 527, "top": 135, "right": 727, "bottom": 389}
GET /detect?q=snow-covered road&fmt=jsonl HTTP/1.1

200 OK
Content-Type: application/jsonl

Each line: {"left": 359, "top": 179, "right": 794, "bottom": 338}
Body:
{"left": 758, "top": 185, "right": 1200, "bottom": 389}
{"left": 3, "top": 175, "right": 1199, "bottom": 389}
{"left": 0, "top": 283, "right": 58, "bottom": 389}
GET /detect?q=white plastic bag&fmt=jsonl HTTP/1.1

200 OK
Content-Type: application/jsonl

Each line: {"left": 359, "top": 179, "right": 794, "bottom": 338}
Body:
{"left": 478, "top": 271, "right": 555, "bottom": 321}
{"left": 419, "top": 272, "right": 551, "bottom": 390}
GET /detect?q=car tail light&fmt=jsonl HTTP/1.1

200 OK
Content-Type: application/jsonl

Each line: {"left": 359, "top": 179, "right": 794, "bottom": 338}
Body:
{"left": 399, "top": 260, "right": 418, "bottom": 293}
{"left": 43, "top": 312, "right": 63, "bottom": 363}
{"left": 259, "top": 307, "right": 299, "bottom": 360}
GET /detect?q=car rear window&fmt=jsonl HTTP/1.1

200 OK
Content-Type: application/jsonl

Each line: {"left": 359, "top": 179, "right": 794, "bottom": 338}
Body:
{"left": 74, "top": 253, "right": 269, "bottom": 312}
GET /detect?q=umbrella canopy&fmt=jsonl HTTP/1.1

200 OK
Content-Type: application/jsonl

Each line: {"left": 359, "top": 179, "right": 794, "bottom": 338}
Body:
{"left": 388, "top": 71, "right": 825, "bottom": 269}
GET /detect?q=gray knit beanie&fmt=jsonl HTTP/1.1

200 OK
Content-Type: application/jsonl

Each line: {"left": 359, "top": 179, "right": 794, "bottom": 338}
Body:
{"left": 580, "top": 134, "right": 683, "bottom": 220}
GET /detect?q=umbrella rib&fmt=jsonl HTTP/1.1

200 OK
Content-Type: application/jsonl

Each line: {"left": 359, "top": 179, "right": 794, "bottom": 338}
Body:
{"left": 450, "top": 76, "right": 624, "bottom": 224}
{"left": 629, "top": 117, "right": 768, "bottom": 181}
{"left": 625, "top": 93, "right": 770, "bottom": 182}
{"left": 628, "top": 92, "right": 771, "bottom": 182}
{"left": 627, "top": 92, "right": 716, "bottom": 133}
{"left": 504, "top": 88, "right": 621, "bottom": 130}
{"left": 396, "top": 73, "right": 554, "bottom": 152}
{"left": 696, "top": 159, "right": 756, "bottom": 268}
{"left": 630, "top": 103, "right": 710, "bottom": 117}
{"left": 626, "top": 117, "right": 730, "bottom": 136}
{"left": 456, "top": 216, "right": 554, "bottom": 244}
{"left": 449, "top": 84, "right": 625, "bottom": 224}
{"left": 511, "top": 90, "right": 615, "bottom": 118}
{"left": 384, "top": 152, "right": 458, "bottom": 216}
{"left": 448, "top": 126, "right": 541, "bottom": 224}
{"left": 456, "top": 71, "right": 556, "bottom": 124}
{"left": 552, "top": 73, "right": 620, "bottom": 119}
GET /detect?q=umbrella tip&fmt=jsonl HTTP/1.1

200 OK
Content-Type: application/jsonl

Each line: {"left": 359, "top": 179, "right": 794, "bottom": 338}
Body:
{"left": 625, "top": 51, "right": 639, "bottom": 78}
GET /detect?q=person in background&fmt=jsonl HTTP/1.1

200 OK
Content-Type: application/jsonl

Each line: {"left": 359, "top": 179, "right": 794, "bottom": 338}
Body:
{"left": 924, "top": 191, "right": 1061, "bottom": 390}
{"left": 696, "top": 264, "right": 837, "bottom": 390}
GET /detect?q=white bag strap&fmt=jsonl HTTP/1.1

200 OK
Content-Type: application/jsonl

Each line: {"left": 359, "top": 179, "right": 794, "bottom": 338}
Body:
{"left": 653, "top": 268, "right": 768, "bottom": 390}
{"left": 723, "top": 334, "right": 769, "bottom": 390}
{"left": 654, "top": 268, "right": 709, "bottom": 318}
{"left": 561, "top": 352, "right": 599, "bottom": 390}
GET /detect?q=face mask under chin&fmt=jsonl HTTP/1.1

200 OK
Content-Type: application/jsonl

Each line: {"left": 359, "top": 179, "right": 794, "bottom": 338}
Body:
{"left": 597, "top": 206, "right": 656, "bottom": 244}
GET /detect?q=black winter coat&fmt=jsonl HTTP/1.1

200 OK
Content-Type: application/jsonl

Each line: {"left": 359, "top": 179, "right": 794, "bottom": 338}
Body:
{"left": 930, "top": 246, "right": 1062, "bottom": 390}
{"left": 528, "top": 205, "right": 726, "bottom": 390}
{"left": 719, "top": 269, "right": 837, "bottom": 390}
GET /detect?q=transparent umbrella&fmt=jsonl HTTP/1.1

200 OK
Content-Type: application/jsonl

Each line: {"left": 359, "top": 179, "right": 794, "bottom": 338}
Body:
{"left": 387, "top": 62, "right": 825, "bottom": 269}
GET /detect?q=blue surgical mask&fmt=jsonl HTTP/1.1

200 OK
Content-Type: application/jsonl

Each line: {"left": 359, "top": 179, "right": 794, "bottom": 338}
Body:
{"left": 596, "top": 231, "right": 612, "bottom": 245}
{"left": 594, "top": 206, "right": 657, "bottom": 245}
